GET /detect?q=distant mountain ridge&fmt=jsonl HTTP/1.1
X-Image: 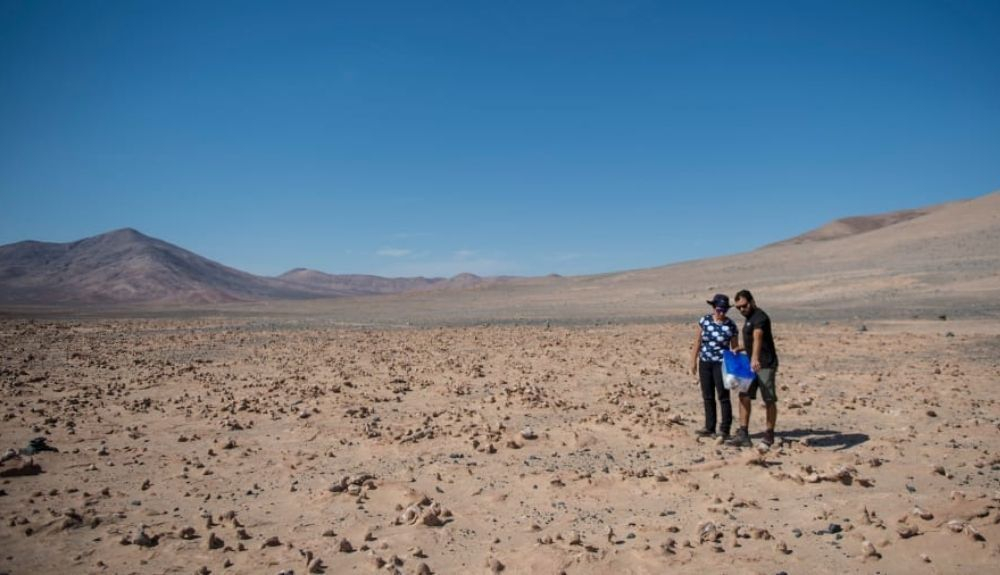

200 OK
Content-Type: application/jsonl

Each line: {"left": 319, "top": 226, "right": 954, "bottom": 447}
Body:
{"left": 277, "top": 268, "right": 506, "bottom": 295}
{"left": 0, "top": 228, "right": 499, "bottom": 305}
{"left": 2, "top": 191, "right": 996, "bottom": 308}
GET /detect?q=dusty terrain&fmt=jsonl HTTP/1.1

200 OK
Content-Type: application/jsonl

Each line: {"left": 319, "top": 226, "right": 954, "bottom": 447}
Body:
{"left": 1, "top": 315, "right": 998, "bottom": 574}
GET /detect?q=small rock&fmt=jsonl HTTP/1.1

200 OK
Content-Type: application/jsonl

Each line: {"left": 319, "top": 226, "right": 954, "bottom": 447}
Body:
{"left": 896, "top": 524, "right": 919, "bottom": 539}
{"left": 206, "top": 532, "right": 224, "bottom": 550}
{"left": 751, "top": 527, "right": 773, "bottom": 540}
{"left": 421, "top": 509, "right": 444, "bottom": 527}
{"left": 134, "top": 530, "right": 158, "bottom": 548}
{"left": 697, "top": 522, "right": 719, "bottom": 544}
{"left": 487, "top": 558, "right": 505, "bottom": 573}
{"left": 862, "top": 540, "right": 880, "bottom": 559}
{"left": 308, "top": 558, "right": 325, "bottom": 574}
{"left": 338, "top": 537, "right": 354, "bottom": 552}
{"left": 964, "top": 524, "right": 985, "bottom": 541}
{"left": 947, "top": 520, "right": 966, "bottom": 533}
{"left": 661, "top": 538, "right": 676, "bottom": 554}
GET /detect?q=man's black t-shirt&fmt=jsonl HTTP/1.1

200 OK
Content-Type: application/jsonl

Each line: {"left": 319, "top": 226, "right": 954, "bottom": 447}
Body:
{"left": 743, "top": 307, "right": 778, "bottom": 369}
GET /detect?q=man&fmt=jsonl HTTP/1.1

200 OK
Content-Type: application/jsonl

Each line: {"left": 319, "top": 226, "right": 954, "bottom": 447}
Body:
{"left": 730, "top": 289, "right": 778, "bottom": 448}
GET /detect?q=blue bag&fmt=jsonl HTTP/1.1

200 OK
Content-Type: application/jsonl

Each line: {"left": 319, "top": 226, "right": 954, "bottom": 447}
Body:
{"left": 722, "top": 350, "right": 755, "bottom": 392}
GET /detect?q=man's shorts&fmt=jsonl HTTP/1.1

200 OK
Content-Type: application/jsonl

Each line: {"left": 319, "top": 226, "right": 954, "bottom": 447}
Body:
{"left": 741, "top": 367, "right": 777, "bottom": 403}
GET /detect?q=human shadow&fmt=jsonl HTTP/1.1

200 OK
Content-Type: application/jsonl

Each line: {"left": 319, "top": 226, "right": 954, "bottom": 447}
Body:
{"left": 0, "top": 461, "right": 42, "bottom": 477}
{"left": 767, "top": 428, "right": 870, "bottom": 451}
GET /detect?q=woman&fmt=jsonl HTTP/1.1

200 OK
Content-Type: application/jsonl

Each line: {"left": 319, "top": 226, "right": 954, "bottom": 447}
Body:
{"left": 689, "top": 293, "right": 739, "bottom": 439}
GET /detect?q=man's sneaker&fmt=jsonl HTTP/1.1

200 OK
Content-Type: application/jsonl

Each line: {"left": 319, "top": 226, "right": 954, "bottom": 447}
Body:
{"left": 762, "top": 429, "right": 775, "bottom": 447}
{"left": 729, "top": 429, "right": 752, "bottom": 448}
{"left": 694, "top": 428, "right": 714, "bottom": 438}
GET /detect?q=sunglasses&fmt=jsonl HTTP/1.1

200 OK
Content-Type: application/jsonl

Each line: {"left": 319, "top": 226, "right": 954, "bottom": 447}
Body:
{"left": 734, "top": 303, "right": 749, "bottom": 311}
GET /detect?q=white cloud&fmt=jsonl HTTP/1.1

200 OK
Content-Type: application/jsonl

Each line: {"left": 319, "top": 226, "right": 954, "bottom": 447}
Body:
{"left": 548, "top": 252, "right": 584, "bottom": 262}
{"left": 376, "top": 247, "right": 413, "bottom": 258}
{"left": 453, "top": 249, "right": 477, "bottom": 259}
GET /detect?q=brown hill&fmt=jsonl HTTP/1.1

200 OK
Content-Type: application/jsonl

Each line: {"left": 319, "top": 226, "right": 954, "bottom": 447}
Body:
{"left": 0, "top": 228, "right": 327, "bottom": 305}
{"left": 765, "top": 207, "right": 934, "bottom": 247}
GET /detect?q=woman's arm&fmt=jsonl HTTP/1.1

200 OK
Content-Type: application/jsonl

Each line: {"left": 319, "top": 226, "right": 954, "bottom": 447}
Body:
{"left": 690, "top": 325, "right": 702, "bottom": 377}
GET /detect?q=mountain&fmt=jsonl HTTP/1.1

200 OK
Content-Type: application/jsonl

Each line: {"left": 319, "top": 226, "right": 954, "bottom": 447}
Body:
{"left": 277, "top": 268, "right": 486, "bottom": 294}
{"left": 0, "top": 228, "right": 510, "bottom": 306}
{"left": 0, "top": 228, "right": 327, "bottom": 305}
{"left": 2, "top": 190, "right": 997, "bottom": 313}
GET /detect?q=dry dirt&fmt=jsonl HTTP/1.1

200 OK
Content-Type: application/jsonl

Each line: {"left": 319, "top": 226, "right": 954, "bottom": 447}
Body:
{"left": 1, "top": 315, "right": 998, "bottom": 574}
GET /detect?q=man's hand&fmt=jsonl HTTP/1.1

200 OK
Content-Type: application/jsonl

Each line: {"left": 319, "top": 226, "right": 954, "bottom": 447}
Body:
{"left": 751, "top": 358, "right": 761, "bottom": 372}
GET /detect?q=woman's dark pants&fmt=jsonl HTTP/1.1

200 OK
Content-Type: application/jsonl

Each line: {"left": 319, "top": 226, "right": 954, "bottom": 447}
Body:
{"left": 699, "top": 360, "right": 732, "bottom": 434}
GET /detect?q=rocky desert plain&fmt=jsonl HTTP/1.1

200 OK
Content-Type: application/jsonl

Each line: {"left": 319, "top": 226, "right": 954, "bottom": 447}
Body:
{"left": 1, "top": 191, "right": 999, "bottom": 574}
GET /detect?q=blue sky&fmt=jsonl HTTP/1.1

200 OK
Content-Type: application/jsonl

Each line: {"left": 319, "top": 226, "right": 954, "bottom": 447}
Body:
{"left": 2, "top": 1, "right": 998, "bottom": 278}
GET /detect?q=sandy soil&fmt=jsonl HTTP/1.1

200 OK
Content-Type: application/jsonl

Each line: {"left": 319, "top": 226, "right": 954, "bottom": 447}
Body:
{"left": 1, "top": 316, "right": 998, "bottom": 574}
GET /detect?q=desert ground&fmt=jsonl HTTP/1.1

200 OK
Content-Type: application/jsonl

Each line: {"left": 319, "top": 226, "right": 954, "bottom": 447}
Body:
{"left": 1, "top": 312, "right": 998, "bottom": 575}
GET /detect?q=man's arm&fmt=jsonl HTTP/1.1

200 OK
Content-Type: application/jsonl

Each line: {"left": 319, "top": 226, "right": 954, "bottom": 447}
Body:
{"left": 751, "top": 328, "right": 764, "bottom": 372}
